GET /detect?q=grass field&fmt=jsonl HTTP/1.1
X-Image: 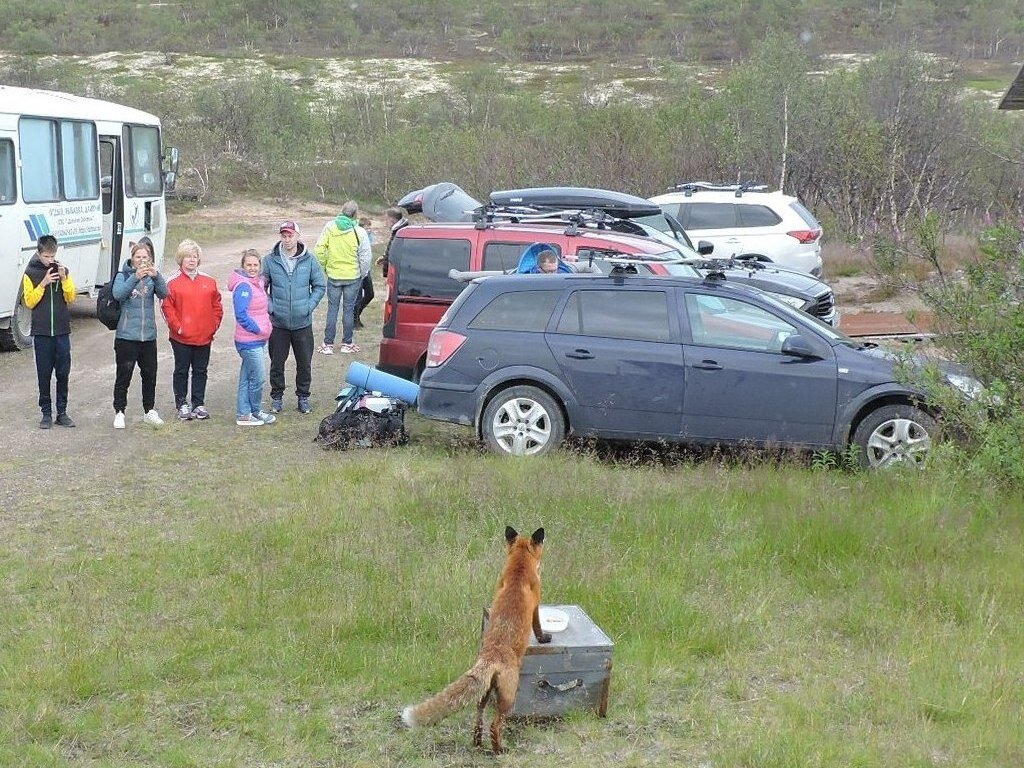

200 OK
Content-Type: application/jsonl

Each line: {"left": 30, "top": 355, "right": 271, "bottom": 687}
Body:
{"left": 2, "top": 414, "right": 1023, "bottom": 767}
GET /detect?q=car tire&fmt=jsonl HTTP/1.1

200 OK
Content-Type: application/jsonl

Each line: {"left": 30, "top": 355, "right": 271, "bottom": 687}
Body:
{"left": 0, "top": 284, "right": 33, "bottom": 351}
{"left": 481, "top": 385, "right": 565, "bottom": 457}
{"left": 852, "top": 404, "right": 938, "bottom": 469}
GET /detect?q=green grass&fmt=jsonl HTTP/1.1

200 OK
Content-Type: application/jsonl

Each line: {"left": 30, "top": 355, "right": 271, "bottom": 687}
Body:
{"left": 3, "top": 425, "right": 1023, "bottom": 766}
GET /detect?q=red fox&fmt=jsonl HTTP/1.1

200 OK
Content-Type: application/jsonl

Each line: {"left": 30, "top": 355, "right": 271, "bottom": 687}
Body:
{"left": 401, "top": 526, "right": 552, "bottom": 753}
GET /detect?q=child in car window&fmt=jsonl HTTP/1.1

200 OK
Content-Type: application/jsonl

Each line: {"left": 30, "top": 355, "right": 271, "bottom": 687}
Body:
{"left": 516, "top": 242, "right": 574, "bottom": 274}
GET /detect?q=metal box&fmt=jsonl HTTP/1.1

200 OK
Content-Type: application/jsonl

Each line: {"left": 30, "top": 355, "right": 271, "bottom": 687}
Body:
{"left": 481, "top": 604, "right": 613, "bottom": 718}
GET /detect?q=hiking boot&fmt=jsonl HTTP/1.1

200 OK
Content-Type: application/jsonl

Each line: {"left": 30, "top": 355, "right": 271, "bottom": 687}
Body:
{"left": 143, "top": 410, "right": 164, "bottom": 427}
{"left": 253, "top": 410, "right": 277, "bottom": 425}
{"left": 39, "top": 414, "right": 52, "bottom": 429}
{"left": 271, "top": 398, "right": 283, "bottom": 414}
{"left": 55, "top": 413, "right": 75, "bottom": 428}
{"left": 192, "top": 405, "right": 210, "bottom": 420}
{"left": 113, "top": 411, "right": 126, "bottom": 429}
{"left": 297, "top": 396, "right": 312, "bottom": 414}
{"left": 235, "top": 414, "right": 264, "bottom": 427}
{"left": 177, "top": 403, "right": 194, "bottom": 421}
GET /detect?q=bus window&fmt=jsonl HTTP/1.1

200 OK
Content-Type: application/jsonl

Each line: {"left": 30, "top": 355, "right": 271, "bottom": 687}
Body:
{"left": 124, "top": 124, "right": 161, "bottom": 196}
{"left": 60, "top": 120, "right": 99, "bottom": 200}
{"left": 20, "top": 118, "right": 60, "bottom": 203}
{"left": 0, "top": 139, "right": 15, "bottom": 204}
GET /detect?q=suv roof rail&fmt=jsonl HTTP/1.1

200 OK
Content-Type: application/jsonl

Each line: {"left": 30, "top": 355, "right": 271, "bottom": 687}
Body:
{"left": 667, "top": 181, "right": 769, "bottom": 198}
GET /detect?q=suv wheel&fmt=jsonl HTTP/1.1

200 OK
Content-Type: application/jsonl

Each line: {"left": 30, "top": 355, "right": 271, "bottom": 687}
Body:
{"left": 852, "top": 404, "right": 937, "bottom": 469}
{"left": 481, "top": 386, "right": 565, "bottom": 457}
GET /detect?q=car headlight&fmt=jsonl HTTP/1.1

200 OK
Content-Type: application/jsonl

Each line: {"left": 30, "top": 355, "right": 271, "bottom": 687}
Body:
{"left": 765, "top": 291, "right": 807, "bottom": 310}
{"left": 945, "top": 372, "right": 985, "bottom": 400}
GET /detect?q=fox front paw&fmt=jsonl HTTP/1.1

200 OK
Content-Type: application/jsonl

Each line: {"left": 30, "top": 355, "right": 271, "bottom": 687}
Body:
{"left": 538, "top": 631, "right": 552, "bottom": 644}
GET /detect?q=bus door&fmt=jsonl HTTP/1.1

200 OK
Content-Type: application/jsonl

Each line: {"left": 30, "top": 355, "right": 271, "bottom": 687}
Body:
{"left": 0, "top": 131, "right": 23, "bottom": 339}
{"left": 98, "top": 135, "right": 124, "bottom": 284}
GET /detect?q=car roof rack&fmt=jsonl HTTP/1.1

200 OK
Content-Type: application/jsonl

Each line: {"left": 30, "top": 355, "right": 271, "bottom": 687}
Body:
{"left": 667, "top": 181, "right": 769, "bottom": 198}
{"left": 471, "top": 204, "right": 633, "bottom": 236}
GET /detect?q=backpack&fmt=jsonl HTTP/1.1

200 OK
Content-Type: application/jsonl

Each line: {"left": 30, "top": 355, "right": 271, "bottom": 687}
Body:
{"left": 96, "top": 279, "right": 121, "bottom": 330}
{"left": 314, "top": 393, "right": 408, "bottom": 451}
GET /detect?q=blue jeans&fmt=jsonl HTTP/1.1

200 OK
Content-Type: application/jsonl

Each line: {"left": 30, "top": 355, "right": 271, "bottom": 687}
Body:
{"left": 236, "top": 343, "right": 266, "bottom": 418}
{"left": 324, "top": 278, "right": 361, "bottom": 345}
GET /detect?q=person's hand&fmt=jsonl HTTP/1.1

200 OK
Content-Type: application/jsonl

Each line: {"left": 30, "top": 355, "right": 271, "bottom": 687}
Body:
{"left": 56, "top": 264, "right": 68, "bottom": 280}
{"left": 40, "top": 269, "right": 58, "bottom": 287}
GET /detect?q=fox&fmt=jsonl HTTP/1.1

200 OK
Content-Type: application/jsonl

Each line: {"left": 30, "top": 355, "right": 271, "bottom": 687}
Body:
{"left": 401, "top": 526, "right": 552, "bottom": 754}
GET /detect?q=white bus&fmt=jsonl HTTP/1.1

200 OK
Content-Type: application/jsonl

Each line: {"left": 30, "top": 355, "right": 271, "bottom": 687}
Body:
{"left": 0, "top": 86, "right": 178, "bottom": 350}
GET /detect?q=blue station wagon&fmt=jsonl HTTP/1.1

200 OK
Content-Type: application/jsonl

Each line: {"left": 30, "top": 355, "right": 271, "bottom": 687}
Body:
{"left": 417, "top": 272, "right": 979, "bottom": 467}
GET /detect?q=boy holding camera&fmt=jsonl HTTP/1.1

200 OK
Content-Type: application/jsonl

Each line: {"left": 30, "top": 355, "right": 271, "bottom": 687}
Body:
{"left": 22, "top": 234, "right": 77, "bottom": 429}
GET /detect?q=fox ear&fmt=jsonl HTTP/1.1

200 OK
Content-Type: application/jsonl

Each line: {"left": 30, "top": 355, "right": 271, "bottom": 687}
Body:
{"left": 505, "top": 526, "right": 518, "bottom": 544}
{"left": 531, "top": 528, "right": 545, "bottom": 545}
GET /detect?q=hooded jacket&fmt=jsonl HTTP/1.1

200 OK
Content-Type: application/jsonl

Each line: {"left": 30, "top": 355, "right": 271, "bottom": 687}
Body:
{"left": 163, "top": 268, "right": 223, "bottom": 346}
{"left": 228, "top": 269, "right": 272, "bottom": 349}
{"left": 314, "top": 214, "right": 372, "bottom": 281}
{"left": 22, "top": 255, "right": 77, "bottom": 337}
{"left": 112, "top": 257, "right": 169, "bottom": 341}
{"left": 260, "top": 241, "right": 327, "bottom": 330}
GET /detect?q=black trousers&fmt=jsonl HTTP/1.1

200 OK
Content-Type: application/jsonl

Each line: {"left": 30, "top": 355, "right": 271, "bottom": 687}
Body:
{"left": 268, "top": 324, "right": 314, "bottom": 400}
{"left": 169, "top": 339, "right": 211, "bottom": 408}
{"left": 34, "top": 333, "right": 71, "bottom": 416}
{"left": 113, "top": 338, "right": 158, "bottom": 413}
{"left": 355, "top": 273, "right": 374, "bottom": 320}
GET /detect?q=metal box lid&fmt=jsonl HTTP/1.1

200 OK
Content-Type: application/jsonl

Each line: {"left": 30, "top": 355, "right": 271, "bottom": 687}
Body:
{"left": 527, "top": 604, "right": 613, "bottom": 653}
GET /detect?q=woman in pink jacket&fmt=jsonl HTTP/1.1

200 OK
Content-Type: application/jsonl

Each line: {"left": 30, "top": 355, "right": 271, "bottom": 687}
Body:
{"left": 229, "top": 249, "right": 275, "bottom": 426}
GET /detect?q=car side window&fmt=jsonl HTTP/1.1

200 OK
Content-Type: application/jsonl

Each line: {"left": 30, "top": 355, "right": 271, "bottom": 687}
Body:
{"left": 469, "top": 290, "right": 560, "bottom": 331}
{"left": 483, "top": 242, "right": 561, "bottom": 272}
{"left": 555, "top": 290, "right": 671, "bottom": 342}
{"left": 682, "top": 202, "right": 736, "bottom": 229}
{"left": 737, "top": 204, "right": 782, "bottom": 227}
{"left": 393, "top": 238, "right": 471, "bottom": 299}
{"left": 684, "top": 293, "right": 797, "bottom": 352}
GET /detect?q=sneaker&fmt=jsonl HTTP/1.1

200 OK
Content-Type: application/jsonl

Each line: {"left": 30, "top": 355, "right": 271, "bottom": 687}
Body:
{"left": 235, "top": 414, "right": 264, "bottom": 427}
{"left": 337, "top": 343, "right": 361, "bottom": 354}
{"left": 55, "top": 413, "right": 75, "bottom": 428}
{"left": 253, "top": 410, "right": 277, "bottom": 425}
{"left": 271, "top": 398, "right": 283, "bottom": 414}
{"left": 192, "top": 405, "right": 210, "bottom": 420}
{"left": 297, "top": 396, "right": 312, "bottom": 414}
{"left": 177, "top": 403, "right": 194, "bottom": 421}
{"left": 39, "top": 414, "right": 52, "bottom": 429}
{"left": 143, "top": 410, "right": 164, "bottom": 427}
{"left": 113, "top": 411, "right": 126, "bottom": 429}
{"left": 318, "top": 344, "right": 334, "bottom": 355}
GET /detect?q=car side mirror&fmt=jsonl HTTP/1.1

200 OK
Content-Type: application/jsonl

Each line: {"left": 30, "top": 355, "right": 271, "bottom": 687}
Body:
{"left": 697, "top": 240, "right": 714, "bottom": 256}
{"left": 781, "top": 334, "right": 821, "bottom": 359}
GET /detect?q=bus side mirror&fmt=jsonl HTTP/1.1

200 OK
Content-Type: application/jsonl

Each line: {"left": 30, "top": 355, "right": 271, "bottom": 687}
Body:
{"left": 162, "top": 147, "right": 179, "bottom": 192}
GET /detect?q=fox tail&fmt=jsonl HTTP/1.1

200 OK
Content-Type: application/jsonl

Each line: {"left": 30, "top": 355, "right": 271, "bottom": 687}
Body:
{"left": 401, "top": 661, "right": 492, "bottom": 728}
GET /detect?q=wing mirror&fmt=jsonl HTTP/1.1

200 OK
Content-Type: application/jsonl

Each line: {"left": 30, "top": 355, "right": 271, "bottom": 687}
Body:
{"left": 781, "top": 334, "right": 822, "bottom": 359}
{"left": 697, "top": 240, "right": 714, "bottom": 256}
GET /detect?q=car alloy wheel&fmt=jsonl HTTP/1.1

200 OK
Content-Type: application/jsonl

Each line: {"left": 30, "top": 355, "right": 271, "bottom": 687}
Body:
{"left": 852, "top": 404, "right": 937, "bottom": 469}
{"left": 481, "top": 385, "right": 565, "bottom": 457}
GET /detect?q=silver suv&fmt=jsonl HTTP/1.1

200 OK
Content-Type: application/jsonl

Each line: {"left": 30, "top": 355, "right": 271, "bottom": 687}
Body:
{"left": 650, "top": 183, "right": 824, "bottom": 277}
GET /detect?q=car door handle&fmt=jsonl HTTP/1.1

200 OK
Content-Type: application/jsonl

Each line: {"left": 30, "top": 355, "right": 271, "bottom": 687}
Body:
{"left": 565, "top": 349, "right": 594, "bottom": 360}
{"left": 692, "top": 359, "right": 722, "bottom": 370}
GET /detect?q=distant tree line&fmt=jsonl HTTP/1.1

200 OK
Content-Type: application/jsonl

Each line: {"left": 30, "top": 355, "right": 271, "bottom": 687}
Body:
{"left": 2, "top": 0, "right": 1023, "bottom": 62}
{"left": 4, "top": 39, "right": 1023, "bottom": 242}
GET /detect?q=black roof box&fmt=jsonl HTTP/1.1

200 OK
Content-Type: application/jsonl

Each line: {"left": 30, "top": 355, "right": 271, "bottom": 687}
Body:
{"left": 489, "top": 186, "right": 662, "bottom": 219}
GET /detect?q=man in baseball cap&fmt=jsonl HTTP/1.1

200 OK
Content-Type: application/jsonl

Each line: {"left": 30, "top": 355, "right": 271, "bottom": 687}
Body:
{"left": 261, "top": 218, "right": 326, "bottom": 414}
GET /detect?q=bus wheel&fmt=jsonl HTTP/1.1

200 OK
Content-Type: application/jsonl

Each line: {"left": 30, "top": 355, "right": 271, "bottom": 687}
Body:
{"left": 0, "top": 286, "right": 33, "bottom": 351}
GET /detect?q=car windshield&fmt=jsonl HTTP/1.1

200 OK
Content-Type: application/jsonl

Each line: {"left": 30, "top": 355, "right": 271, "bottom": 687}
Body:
{"left": 586, "top": 251, "right": 701, "bottom": 278}
{"left": 633, "top": 212, "right": 695, "bottom": 248}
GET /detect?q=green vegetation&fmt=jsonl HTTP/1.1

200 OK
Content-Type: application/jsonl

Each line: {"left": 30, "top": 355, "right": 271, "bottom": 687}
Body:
{"left": 1, "top": 0, "right": 1022, "bottom": 63}
{"left": 3, "top": 428, "right": 1023, "bottom": 766}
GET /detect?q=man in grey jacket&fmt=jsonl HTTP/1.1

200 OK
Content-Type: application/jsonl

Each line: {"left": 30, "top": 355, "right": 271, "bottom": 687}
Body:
{"left": 261, "top": 220, "right": 327, "bottom": 414}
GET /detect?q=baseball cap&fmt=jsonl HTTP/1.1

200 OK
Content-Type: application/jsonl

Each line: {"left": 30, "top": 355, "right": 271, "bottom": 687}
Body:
{"left": 279, "top": 220, "right": 298, "bottom": 234}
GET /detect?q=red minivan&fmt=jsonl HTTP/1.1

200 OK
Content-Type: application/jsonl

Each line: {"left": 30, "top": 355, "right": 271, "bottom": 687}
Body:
{"left": 378, "top": 222, "right": 683, "bottom": 381}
